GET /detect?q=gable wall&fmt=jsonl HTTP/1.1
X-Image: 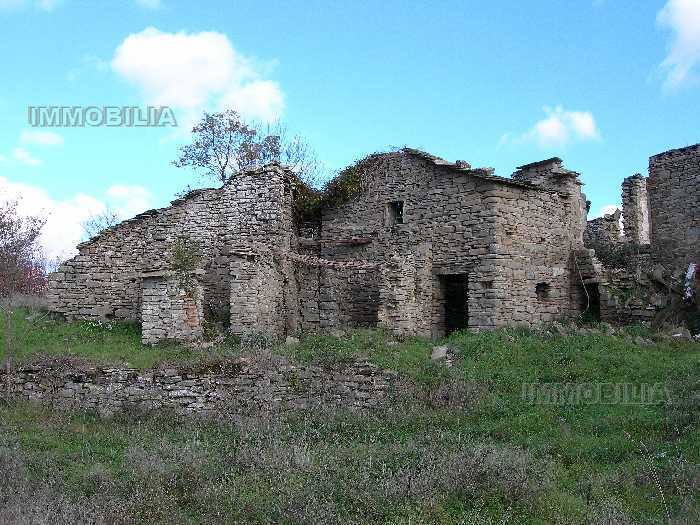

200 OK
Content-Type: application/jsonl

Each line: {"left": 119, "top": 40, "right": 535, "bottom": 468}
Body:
{"left": 48, "top": 166, "right": 295, "bottom": 324}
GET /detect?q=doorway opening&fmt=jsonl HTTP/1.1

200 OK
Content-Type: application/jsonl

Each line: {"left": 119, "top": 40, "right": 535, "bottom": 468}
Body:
{"left": 441, "top": 274, "right": 469, "bottom": 334}
{"left": 582, "top": 283, "right": 601, "bottom": 322}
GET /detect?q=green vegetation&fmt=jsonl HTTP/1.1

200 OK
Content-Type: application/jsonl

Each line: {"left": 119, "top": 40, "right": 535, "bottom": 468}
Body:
{"left": 170, "top": 235, "right": 203, "bottom": 297}
{"left": 294, "top": 151, "right": 390, "bottom": 219}
{"left": 1, "top": 311, "right": 700, "bottom": 523}
{"left": 0, "top": 309, "right": 242, "bottom": 369}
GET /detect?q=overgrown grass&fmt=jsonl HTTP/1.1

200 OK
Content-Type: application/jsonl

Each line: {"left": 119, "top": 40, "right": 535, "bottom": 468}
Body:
{"left": 0, "top": 308, "right": 243, "bottom": 369}
{"left": 1, "top": 312, "right": 700, "bottom": 523}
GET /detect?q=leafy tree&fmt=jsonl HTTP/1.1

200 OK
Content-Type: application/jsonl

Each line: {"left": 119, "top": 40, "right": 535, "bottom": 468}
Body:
{"left": 0, "top": 199, "right": 46, "bottom": 399}
{"left": 173, "top": 110, "right": 322, "bottom": 186}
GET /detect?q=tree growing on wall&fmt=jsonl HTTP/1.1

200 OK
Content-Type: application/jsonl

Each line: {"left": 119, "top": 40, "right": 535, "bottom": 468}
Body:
{"left": 0, "top": 199, "right": 46, "bottom": 400}
{"left": 173, "top": 110, "right": 322, "bottom": 187}
{"left": 81, "top": 207, "right": 120, "bottom": 240}
{"left": 170, "top": 235, "right": 202, "bottom": 297}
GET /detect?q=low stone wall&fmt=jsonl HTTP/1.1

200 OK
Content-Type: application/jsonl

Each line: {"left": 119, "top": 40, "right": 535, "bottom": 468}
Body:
{"left": 2, "top": 358, "right": 398, "bottom": 417}
{"left": 600, "top": 268, "right": 661, "bottom": 324}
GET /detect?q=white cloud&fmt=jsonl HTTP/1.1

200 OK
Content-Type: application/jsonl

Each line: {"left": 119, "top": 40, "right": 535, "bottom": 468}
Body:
{"left": 0, "top": 176, "right": 104, "bottom": 262}
{"left": 657, "top": 0, "right": 700, "bottom": 89}
{"left": 504, "top": 106, "right": 601, "bottom": 148}
{"left": 135, "top": 0, "right": 161, "bottom": 9}
{"left": 12, "top": 147, "right": 41, "bottom": 166}
{"left": 111, "top": 27, "right": 284, "bottom": 123}
{"left": 107, "top": 184, "right": 152, "bottom": 218}
{"left": 596, "top": 204, "right": 621, "bottom": 218}
{"left": 20, "top": 130, "right": 64, "bottom": 146}
{"left": 0, "top": 130, "right": 62, "bottom": 167}
{"left": 217, "top": 80, "right": 285, "bottom": 124}
{"left": 0, "top": 177, "right": 153, "bottom": 262}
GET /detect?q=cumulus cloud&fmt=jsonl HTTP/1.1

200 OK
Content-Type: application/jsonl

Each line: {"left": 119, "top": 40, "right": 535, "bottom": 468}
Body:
{"left": 0, "top": 177, "right": 153, "bottom": 262}
{"left": 503, "top": 106, "right": 601, "bottom": 148}
{"left": 217, "top": 80, "right": 285, "bottom": 124}
{"left": 657, "top": 0, "right": 700, "bottom": 89}
{"left": 12, "top": 148, "right": 41, "bottom": 166}
{"left": 20, "top": 130, "right": 64, "bottom": 146}
{"left": 112, "top": 27, "right": 284, "bottom": 123}
{"left": 0, "top": 177, "right": 103, "bottom": 261}
{"left": 107, "top": 184, "right": 152, "bottom": 217}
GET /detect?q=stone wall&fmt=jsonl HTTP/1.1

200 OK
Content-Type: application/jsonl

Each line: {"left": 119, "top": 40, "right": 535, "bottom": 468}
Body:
{"left": 648, "top": 144, "right": 700, "bottom": 269}
{"left": 621, "top": 174, "right": 650, "bottom": 245}
{"left": 319, "top": 151, "right": 587, "bottom": 335}
{"left": 47, "top": 187, "right": 226, "bottom": 322}
{"left": 599, "top": 269, "right": 660, "bottom": 324}
{"left": 229, "top": 252, "right": 288, "bottom": 338}
{"left": 378, "top": 243, "right": 433, "bottom": 337}
{"left": 575, "top": 247, "right": 672, "bottom": 325}
{"left": 585, "top": 210, "right": 622, "bottom": 247}
{"left": 47, "top": 150, "right": 590, "bottom": 342}
{"left": 2, "top": 359, "right": 398, "bottom": 417}
{"left": 141, "top": 272, "right": 204, "bottom": 345}
{"left": 48, "top": 164, "right": 296, "bottom": 327}
{"left": 495, "top": 158, "right": 588, "bottom": 326}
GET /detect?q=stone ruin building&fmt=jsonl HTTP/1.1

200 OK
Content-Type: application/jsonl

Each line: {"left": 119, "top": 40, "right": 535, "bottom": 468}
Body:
{"left": 579, "top": 144, "right": 700, "bottom": 326}
{"left": 47, "top": 143, "right": 700, "bottom": 344}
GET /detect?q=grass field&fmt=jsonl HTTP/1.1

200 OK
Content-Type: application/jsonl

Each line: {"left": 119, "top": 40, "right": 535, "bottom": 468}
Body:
{"left": 1, "top": 310, "right": 699, "bottom": 524}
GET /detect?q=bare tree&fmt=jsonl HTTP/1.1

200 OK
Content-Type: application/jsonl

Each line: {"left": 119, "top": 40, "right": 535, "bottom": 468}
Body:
{"left": 0, "top": 199, "right": 46, "bottom": 400}
{"left": 81, "top": 207, "right": 120, "bottom": 240}
{"left": 261, "top": 122, "right": 323, "bottom": 188}
{"left": 173, "top": 110, "right": 322, "bottom": 187}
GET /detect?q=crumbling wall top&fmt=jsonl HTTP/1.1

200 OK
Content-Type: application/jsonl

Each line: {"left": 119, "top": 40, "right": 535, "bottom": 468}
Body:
{"left": 649, "top": 143, "right": 700, "bottom": 163}
{"left": 76, "top": 162, "right": 299, "bottom": 250}
{"left": 399, "top": 148, "right": 544, "bottom": 190}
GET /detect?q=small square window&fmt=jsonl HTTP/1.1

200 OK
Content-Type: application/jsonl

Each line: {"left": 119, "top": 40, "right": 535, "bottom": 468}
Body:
{"left": 387, "top": 201, "right": 404, "bottom": 225}
{"left": 536, "top": 282, "right": 551, "bottom": 301}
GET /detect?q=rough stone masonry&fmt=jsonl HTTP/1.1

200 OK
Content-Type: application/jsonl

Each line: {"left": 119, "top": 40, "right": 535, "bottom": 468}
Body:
{"left": 2, "top": 358, "right": 397, "bottom": 416}
{"left": 581, "top": 143, "right": 700, "bottom": 325}
{"left": 47, "top": 143, "right": 700, "bottom": 343}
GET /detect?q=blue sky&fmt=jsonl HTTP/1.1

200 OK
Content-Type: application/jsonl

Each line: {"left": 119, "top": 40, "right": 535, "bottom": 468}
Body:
{"left": 0, "top": 0, "right": 699, "bottom": 260}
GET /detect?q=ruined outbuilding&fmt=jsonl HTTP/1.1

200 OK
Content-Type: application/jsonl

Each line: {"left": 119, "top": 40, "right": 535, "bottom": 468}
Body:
{"left": 47, "top": 143, "right": 700, "bottom": 343}
{"left": 581, "top": 143, "right": 700, "bottom": 327}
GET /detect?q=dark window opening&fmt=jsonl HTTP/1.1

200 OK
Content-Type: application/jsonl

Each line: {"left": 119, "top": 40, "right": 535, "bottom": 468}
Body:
{"left": 583, "top": 283, "right": 601, "bottom": 321}
{"left": 441, "top": 274, "right": 468, "bottom": 334}
{"left": 536, "top": 282, "right": 550, "bottom": 301}
{"left": 387, "top": 201, "right": 404, "bottom": 225}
